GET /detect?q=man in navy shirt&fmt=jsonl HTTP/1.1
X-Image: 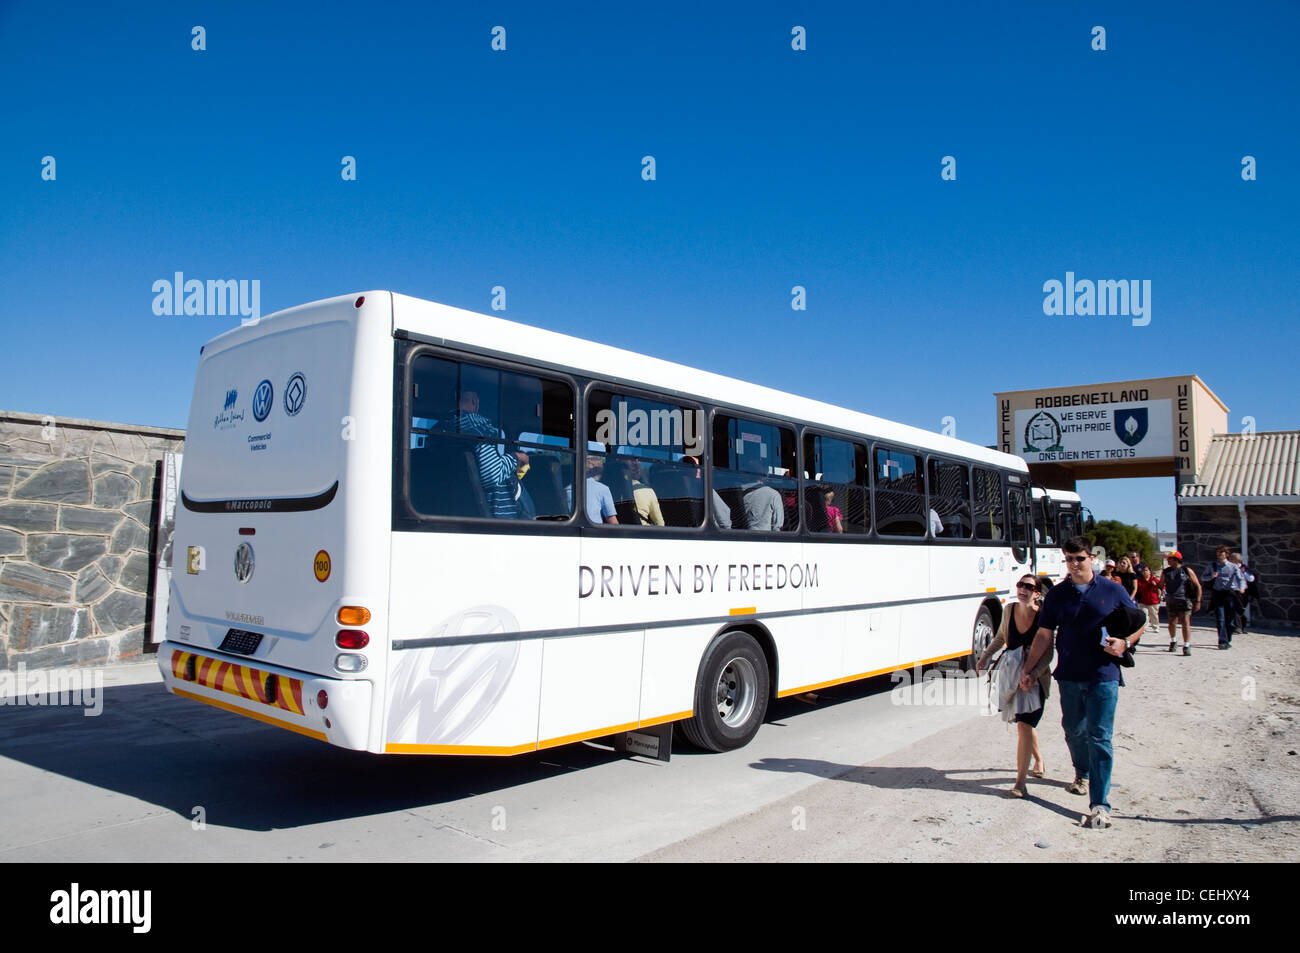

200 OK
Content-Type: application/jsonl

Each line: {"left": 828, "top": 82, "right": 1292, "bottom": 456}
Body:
{"left": 1020, "top": 535, "right": 1143, "bottom": 829}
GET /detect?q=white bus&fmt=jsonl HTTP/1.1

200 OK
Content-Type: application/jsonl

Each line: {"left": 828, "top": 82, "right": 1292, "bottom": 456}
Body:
{"left": 1031, "top": 487, "right": 1089, "bottom": 583}
{"left": 160, "top": 292, "right": 1044, "bottom": 756}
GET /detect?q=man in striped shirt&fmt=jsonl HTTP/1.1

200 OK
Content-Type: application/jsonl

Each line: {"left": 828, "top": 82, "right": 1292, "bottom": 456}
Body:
{"left": 453, "top": 390, "right": 528, "bottom": 519}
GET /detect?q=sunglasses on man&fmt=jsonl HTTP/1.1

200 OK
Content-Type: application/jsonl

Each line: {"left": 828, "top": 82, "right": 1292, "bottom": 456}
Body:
{"left": 1064, "top": 554, "right": 1091, "bottom": 563}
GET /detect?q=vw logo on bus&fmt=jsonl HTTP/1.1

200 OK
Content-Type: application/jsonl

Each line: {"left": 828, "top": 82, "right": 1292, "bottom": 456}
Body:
{"left": 234, "top": 542, "right": 255, "bottom": 583}
{"left": 252, "top": 379, "right": 274, "bottom": 422}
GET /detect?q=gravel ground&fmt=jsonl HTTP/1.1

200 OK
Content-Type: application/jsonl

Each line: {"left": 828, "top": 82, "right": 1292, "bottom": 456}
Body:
{"left": 638, "top": 624, "right": 1300, "bottom": 862}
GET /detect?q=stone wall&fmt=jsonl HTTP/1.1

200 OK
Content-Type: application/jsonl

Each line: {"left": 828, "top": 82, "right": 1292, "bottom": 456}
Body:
{"left": 1240, "top": 504, "right": 1300, "bottom": 624}
{"left": 1176, "top": 501, "right": 1300, "bottom": 625}
{"left": 0, "top": 411, "right": 185, "bottom": 668}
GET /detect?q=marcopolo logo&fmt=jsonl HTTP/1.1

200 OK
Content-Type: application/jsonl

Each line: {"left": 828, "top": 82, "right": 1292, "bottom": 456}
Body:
{"left": 1042, "top": 271, "right": 1151, "bottom": 326}
{"left": 593, "top": 400, "right": 704, "bottom": 456}
{"left": 152, "top": 272, "right": 261, "bottom": 325}
{"left": 49, "top": 883, "right": 151, "bottom": 933}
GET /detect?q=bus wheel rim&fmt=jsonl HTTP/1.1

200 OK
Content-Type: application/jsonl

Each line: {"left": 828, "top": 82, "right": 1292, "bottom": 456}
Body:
{"left": 974, "top": 618, "right": 994, "bottom": 657}
{"left": 716, "top": 656, "right": 757, "bottom": 727}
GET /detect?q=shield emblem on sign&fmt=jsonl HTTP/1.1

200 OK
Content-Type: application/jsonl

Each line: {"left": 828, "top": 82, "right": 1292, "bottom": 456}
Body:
{"left": 1115, "top": 408, "right": 1149, "bottom": 447}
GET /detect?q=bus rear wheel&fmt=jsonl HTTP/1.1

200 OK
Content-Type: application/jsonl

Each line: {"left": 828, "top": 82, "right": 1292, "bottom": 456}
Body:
{"left": 680, "top": 630, "right": 770, "bottom": 752}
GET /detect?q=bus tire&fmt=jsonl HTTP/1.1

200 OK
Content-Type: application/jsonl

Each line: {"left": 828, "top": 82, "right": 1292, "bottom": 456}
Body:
{"left": 964, "top": 605, "right": 995, "bottom": 672}
{"left": 680, "top": 630, "right": 770, "bottom": 752}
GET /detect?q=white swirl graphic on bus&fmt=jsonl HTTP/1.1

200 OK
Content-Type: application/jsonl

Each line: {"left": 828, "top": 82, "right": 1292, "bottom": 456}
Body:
{"left": 387, "top": 606, "right": 521, "bottom": 745}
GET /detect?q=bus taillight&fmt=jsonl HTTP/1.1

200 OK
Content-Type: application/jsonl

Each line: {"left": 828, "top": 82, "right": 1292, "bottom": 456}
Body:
{"left": 335, "top": 630, "right": 369, "bottom": 649}
{"left": 335, "top": 655, "right": 367, "bottom": 673}
{"left": 337, "top": 606, "right": 371, "bottom": 626}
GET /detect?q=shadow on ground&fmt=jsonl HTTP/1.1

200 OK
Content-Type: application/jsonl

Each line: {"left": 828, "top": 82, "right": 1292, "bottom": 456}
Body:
{"left": 0, "top": 667, "right": 915, "bottom": 833}
{"left": 748, "top": 757, "right": 1300, "bottom": 827}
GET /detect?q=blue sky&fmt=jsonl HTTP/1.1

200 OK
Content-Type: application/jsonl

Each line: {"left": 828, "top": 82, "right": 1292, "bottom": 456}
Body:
{"left": 1, "top": 1, "right": 1296, "bottom": 534}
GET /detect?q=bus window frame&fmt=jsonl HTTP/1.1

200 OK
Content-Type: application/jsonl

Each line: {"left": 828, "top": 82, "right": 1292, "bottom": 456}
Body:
{"left": 870, "top": 441, "right": 928, "bottom": 541}
{"left": 802, "top": 429, "right": 872, "bottom": 540}
{"left": 708, "top": 406, "right": 802, "bottom": 537}
{"left": 580, "top": 379, "right": 710, "bottom": 534}
{"left": 924, "top": 453, "right": 974, "bottom": 542}
{"left": 1005, "top": 476, "right": 1031, "bottom": 565}
{"left": 971, "top": 464, "right": 1007, "bottom": 543}
{"left": 391, "top": 334, "right": 1031, "bottom": 549}
{"left": 394, "top": 340, "right": 582, "bottom": 534}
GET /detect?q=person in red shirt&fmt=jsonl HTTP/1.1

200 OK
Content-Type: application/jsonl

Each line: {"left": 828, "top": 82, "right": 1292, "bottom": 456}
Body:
{"left": 1135, "top": 565, "right": 1162, "bottom": 639}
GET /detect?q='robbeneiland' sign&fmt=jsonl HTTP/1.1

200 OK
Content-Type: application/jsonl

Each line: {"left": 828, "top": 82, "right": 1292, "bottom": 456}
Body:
{"left": 1014, "top": 399, "right": 1173, "bottom": 463}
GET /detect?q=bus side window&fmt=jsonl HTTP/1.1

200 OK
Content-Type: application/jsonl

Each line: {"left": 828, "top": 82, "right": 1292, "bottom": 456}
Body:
{"left": 927, "top": 457, "right": 972, "bottom": 540}
{"left": 712, "top": 415, "right": 797, "bottom": 532}
{"left": 407, "top": 355, "right": 575, "bottom": 521}
{"left": 874, "top": 446, "right": 925, "bottom": 538}
{"left": 973, "top": 467, "right": 1004, "bottom": 540}
{"left": 803, "top": 433, "right": 869, "bottom": 535}
{"left": 586, "top": 390, "right": 706, "bottom": 528}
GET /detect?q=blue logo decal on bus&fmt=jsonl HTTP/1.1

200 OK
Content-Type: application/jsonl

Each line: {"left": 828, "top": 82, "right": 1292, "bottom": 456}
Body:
{"left": 284, "top": 372, "right": 307, "bottom": 416}
{"left": 223, "top": 389, "right": 237, "bottom": 410}
{"left": 252, "top": 379, "right": 273, "bottom": 422}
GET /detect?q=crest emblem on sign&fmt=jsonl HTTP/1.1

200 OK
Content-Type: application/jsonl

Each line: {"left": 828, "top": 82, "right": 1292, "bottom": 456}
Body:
{"left": 1114, "top": 407, "right": 1149, "bottom": 447}
{"left": 1023, "top": 411, "right": 1064, "bottom": 453}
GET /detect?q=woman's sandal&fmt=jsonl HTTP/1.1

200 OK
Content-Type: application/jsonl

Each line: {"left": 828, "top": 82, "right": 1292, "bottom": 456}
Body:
{"left": 1008, "top": 785, "right": 1026, "bottom": 798}
{"left": 1031, "top": 764, "right": 1046, "bottom": 778}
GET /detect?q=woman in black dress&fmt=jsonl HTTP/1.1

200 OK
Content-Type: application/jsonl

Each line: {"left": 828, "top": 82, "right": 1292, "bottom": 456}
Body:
{"left": 977, "top": 574, "right": 1054, "bottom": 797}
{"left": 1115, "top": 556, "right": 1139, "bottom": 601}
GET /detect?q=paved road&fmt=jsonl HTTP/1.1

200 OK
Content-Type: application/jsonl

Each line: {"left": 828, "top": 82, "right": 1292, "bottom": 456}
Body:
{"left": 0, "top": 658, "right": 981, "bottom": 861}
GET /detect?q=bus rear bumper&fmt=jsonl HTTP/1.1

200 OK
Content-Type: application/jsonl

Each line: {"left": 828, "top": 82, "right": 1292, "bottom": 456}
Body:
{"left": 158, "top": 642, "right": 373, "bottom": 751}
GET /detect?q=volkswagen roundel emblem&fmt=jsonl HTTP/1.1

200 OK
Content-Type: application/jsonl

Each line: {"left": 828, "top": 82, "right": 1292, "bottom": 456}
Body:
{"left": 234, "top": 542, "right": 255, "bottom": 583}
{"left": 284, "top": 372, "right": 307, "bottom": 416}
{"left": 252, "top": 379, "right": 274, "bottom": 422}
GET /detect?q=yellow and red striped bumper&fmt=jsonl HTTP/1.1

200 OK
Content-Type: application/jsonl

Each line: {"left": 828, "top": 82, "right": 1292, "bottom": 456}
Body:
{"left": 170, "top": 648, "right": 306, "bottom": 715}
{"left": 159, "top": 642, "right": 374, "bottom": 750}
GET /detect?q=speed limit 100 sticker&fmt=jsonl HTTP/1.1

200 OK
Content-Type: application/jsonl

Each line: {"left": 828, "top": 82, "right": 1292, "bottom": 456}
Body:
{"left": 314, "top": 550, "right": 331, "bottom": 582}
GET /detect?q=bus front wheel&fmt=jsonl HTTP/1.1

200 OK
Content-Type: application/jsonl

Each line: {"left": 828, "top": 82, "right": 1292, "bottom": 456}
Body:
{"left": 680, "top": 630, "right": 770, "bottom": 752}
{"left": 964, "top": 606, "right": 995, "bottom": 672}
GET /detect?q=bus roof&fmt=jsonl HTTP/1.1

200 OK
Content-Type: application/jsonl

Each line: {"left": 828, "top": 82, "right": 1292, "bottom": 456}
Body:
{"left": 392, "top": 293, "right": 1026, "bottom": 472}
{"left": 1032, "top": 487, "right": 1081, "bottom": 502}
{"left": 219, "top": 291, "right": 1027, "bottom": 473}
